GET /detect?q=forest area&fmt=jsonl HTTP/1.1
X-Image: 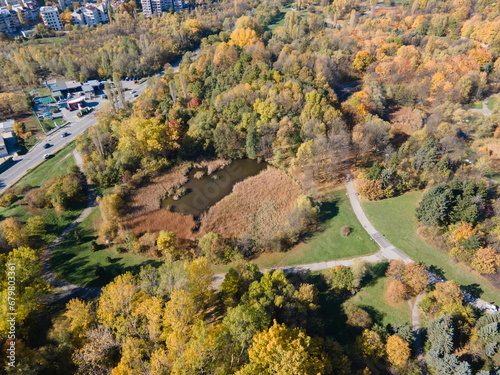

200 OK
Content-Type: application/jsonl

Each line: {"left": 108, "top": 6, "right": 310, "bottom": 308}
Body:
{"left": 0, "top": 0, "right": 500, "bottom": 373}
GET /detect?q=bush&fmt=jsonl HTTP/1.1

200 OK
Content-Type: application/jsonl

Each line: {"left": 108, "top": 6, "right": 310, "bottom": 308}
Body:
{"left": 91, "top": 240, "right": 99, "bottom": 252}
{"left": 341, "top": 226, "right": 352, "bottom": 236}
{"left": 344, "top": 304, "right": 372, "bottom": 328}
{"left": 357, "top": 179, "right": 384, "bottom": 200}
{"left": 0, "top": 192, "right": 18, "bottom": 207}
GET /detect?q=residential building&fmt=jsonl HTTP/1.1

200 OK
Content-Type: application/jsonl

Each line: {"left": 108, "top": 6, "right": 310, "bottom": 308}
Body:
{"left": 59, "top": 0, "right": 82, "bottom": 11}
{"left": 0, "top": 120, "right": 14, "bottom": 133}
{"left": 0, "top": 137, "right": 8, "bottom": 158}
{"left": 72, "top": 3, "right": 108, "bottom": 26}
{"left": 0, "top": 7, "right": 20, "bottom": 34}
{"left": 40, "top": 6, "right": 62, "bottom": 31}
{"left": 2, "top": 0, "right": 18, "bottom": 7}
{"left": 141, "top": 0, "right": 174, "bottom": 17}
{"left": 12, "top": 2, "right": 39, "bottom": 26}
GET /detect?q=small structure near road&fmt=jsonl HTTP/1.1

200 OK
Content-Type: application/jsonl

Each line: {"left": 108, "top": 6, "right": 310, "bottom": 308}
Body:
{"left": 67, "top": 97, "right": 85, "bottom": 111}
{"left": 0, "top": 119, "right": 14, "bottom": 133}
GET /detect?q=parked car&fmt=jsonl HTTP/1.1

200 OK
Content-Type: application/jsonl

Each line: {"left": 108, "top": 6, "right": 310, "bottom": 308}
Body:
{"left": 43, "top": 143, "right": 51, "bottom": 149}
{"left": 61, "top": 132, "right": 70, "bottom": 138}
{"left": 133, "top": 79, "right": 137, "bottom": 84}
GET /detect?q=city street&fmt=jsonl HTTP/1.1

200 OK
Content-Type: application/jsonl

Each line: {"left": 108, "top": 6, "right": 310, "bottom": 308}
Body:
{"left": 0, "top": 78, "right": 149, "bottom": 193}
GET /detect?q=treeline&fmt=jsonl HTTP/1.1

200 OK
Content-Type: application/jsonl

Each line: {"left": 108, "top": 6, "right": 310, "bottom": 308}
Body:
{"left": 0, "top": 0, "right": 286, "bottom": 90}
{"left": 2, "top": 256, "right": 499, "bottom": 374}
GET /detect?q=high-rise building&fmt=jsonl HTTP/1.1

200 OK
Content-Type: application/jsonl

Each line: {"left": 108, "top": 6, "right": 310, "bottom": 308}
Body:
{"left": 0, "top": 7, "right": 20, "bottom": 34}
{"left": 58, "top": 0, "right": 82, "bottom": 11}
{"left": 40, "top": 6, "right": 62, "bottom": 30}
{"left": 141, "top": 0, "right": 175, "bottom": 17}
{"left": 71, "top": 2, "right": 109, "bottom": 26}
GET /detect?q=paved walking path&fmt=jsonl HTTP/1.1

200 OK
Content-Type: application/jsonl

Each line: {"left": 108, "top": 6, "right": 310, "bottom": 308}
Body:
{"left": 467, "top": 97, "right": 494, "bottom": 117}
{"left": 42, "top": 150, "right": 101, "bottom": 303}
{"left": 42, "top": 166, "right": 498, "bottom": 315}
{"left": 408, "top": 293, "right": 427, "bottom": 374}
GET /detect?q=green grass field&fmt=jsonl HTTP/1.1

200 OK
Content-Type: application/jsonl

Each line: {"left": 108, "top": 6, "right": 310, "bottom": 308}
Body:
{"left": 16, "top": 142, "right": 76, "bottom": 189}
{"left": 23, "top": 36, "right": 66, "bottom": 47}
{"left": 0, "top": 198, "right": 86, "bottom": 245}
{"left": 362, "top": 191, "right": 499, "bottom": 305}
{"left": 488, "top": 96, "right": 498, "bottom": 111}
{"left": 214, "top": 190, "right": 378, "bottom": 272}
{"left": 344, "top": 275, "right": 411, "bottom": 327}
{"left": 266, "top": 3, "right": 293, "bottom": 33}
{"left": 51, "top": 207, "right": 161, "bottom": 287}
{"left": 40, "top": 117, "right": 66, "bottom": 133}
{"left": 467, "top": 101, "right": 483, "bottom": 109}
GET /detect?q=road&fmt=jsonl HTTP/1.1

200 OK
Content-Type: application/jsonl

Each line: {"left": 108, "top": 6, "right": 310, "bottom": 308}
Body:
{"left": 0, "top": 46, "right": 202, "bottom": 194}
{"left": 0, "top": 77, "right": 149, "bottom": 193}
{"left": 466, "top": 96, "right": 494, "bottom": 117}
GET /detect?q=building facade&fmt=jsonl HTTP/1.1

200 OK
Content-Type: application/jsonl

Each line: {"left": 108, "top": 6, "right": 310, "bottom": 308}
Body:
{"left": 40, "top": 6, "right": 62, "bottom": 30}
{"left": 0, "top": 7, "right": 20, "bottom": 34}
{"left": 72, "top": 3, "right": 109, "bottom": 26}
{"left": 141, "top": 0, "right": 179, "bottom": 17}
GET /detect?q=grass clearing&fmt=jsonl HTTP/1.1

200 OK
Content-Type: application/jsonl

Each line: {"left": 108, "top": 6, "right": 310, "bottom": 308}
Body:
{"left": 344, "top": 275, "right": 411, "bottom": 327}
{"left": 40, "top": 117, "right": 66, "bottom": 133}
{"left": 362, "top": 191, "right": 499, "bottom": 305}
{"left": 51, "top": 207, "right": 161, "bottom": 287}
{"left": 467, "top": 101, "right": 483, "bottom": 109}
{"left": 0, "top": 198, "right": 86, "bottom": 245}
{"left": 488, "top": 96, "right": 498, "bottom": 111}
{"left": 213, "top": 189, "right": 378, "bottom": 272}
{"left": 267, "top": 3, "right": 292, "bottom": 33}
{"left": 15, "top": 142, "right": 76, "bottom": 189}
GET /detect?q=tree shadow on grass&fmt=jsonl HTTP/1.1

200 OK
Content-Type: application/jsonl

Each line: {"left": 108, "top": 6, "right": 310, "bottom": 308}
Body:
{"left": 90, "top": 260, "right": 163, "bottom": 287}
{"left": 428, "top": 265, "right": 445, "bottom": 279}
{"left": 318, "top": 198, "right": 340, "bottom": 224}
{"left": 462, "top": 283, "right": 483, "bottom": 298}
{"left": 363, "top": 261, "right": 389, "bottom": 287}
{"left": 359, "top": 304, "right": 386, "bottom": 326}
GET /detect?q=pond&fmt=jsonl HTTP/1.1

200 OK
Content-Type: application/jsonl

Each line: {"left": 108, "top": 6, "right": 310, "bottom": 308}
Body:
{"left": 162, "top": 159, "right": 268, "bottom": 217}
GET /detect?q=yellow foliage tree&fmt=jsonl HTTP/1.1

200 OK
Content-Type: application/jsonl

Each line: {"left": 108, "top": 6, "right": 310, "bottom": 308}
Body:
{"left": 236, "top": 320, "right": 327, "bottom": 375}
{"left": 386, "top": 335, "right": 410, "bottom": 368}
{"left": 471, "top": 247, "right": 500, "bottom": 274}
{"left": 229, "top": 28, "right": 259, "bottom": 47}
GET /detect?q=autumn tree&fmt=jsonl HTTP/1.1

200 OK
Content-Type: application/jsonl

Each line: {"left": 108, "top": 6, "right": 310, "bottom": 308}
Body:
{"left": 236, "top": 320, "right": 327, "bottom": 375}
{"left": 386, "top": 335, "right": 411, "bottom": 369}
{"left": 353, "top": 51, "right": 375, "bottom": 72}
{"left": 471, "top": 247, "right": 499, "bottom": 274}
{"left": 402, "top": 262, "right": 428, "bottom": 296}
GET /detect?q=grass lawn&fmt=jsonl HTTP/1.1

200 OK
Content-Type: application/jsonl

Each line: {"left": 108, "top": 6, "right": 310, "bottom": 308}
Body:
{"left": 467, "top": 101, "right": 483, "bottom": 109}
{"left": 23, "top": 36, "right": 66, "bottom": 47}
{"left": 0, "top": 197, "right": 87, "bottom": 245}
{"left": 488, "top": 96, "right": 498, "bottom": 111}
{"left": 213, "top": 190, "right": 378, "bottom": 272}
{"left": 15, "top": 142, "right": 76, "bottom": 189}
{"left": 344, "top": 275, "right": 411, "bottom": 327}
{"left": 39, "top": 117, "right": 66, "bottom": 133}
{"left": 51, "top": 207, "right": 162, "bottom": 287}
{"left": 362, "top": 191, "right": 500, "bottom": 305}
{"left": 267, "top": 2, "right": 293, "bottom": 33}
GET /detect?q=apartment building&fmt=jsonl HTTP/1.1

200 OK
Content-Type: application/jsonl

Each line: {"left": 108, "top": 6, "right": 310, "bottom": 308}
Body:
{"left": 141, "top": 0, "right": 189, "bottom": 17}
{"left": 72, "top": 3, "right": 109, "bottom": 26}
{"left": 40, "top": 5, "right": 62, "bottom": 30}
{"left": 0, "top": 7, "right": 20, "bottom": 34}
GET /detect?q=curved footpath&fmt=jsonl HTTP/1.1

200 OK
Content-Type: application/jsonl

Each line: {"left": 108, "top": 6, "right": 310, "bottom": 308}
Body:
{"left": 42, "top": 168, "right": 497, "bottom": 314}
{"left": 42, "top": 150, "right": 101, "bottom": 303}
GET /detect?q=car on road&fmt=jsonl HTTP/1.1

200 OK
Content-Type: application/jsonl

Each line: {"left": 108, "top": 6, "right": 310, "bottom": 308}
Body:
{"left": 61, "top": 132, "right": 70, "bottom": 138}
{"left": 43, "top": 143, "right": 51, "bottom": 149}
{"left": 43, "top": 154, "right": 52, "bottom": 159}
{"left": 133, "top": 79, "right": 137, "bottom": 84}
{"left": 133, "top": 94, "right": 138, "bottom": 97}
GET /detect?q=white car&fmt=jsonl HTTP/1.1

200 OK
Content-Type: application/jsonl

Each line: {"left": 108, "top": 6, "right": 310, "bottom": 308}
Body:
{"left": 43, "top": 154, "right": 52, "bottom": 159}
